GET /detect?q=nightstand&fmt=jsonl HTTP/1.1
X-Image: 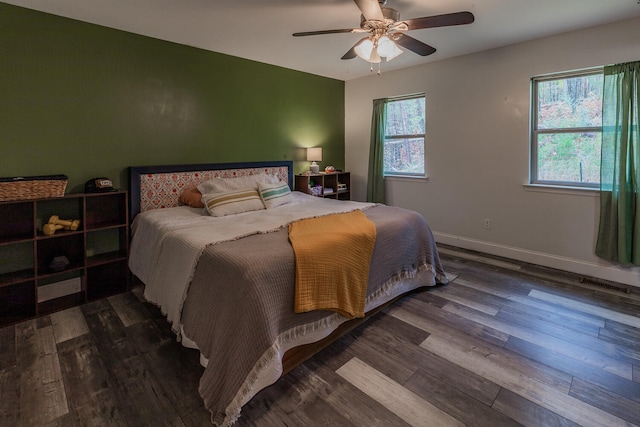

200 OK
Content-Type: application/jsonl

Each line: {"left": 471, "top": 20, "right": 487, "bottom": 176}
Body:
{"left": 294, "top": 172, "right": 350, "bottom": 200}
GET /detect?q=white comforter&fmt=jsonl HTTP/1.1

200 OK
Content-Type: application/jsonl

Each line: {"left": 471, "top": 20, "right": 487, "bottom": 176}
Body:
{"left": 128, "top": 191, "right": 375, "bottom": 335}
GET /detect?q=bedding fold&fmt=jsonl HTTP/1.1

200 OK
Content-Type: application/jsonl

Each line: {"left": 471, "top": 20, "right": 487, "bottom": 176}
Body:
{"left": 289, "top": 210, "right": 376, "bottom": 318}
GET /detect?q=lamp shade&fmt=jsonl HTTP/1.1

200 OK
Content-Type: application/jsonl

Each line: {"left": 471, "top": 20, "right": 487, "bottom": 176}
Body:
{"left": 307, "top": 147, "right": 322, "bottom": 162}
{"left": 307, "top": 147, "right": 322, "bottom": 173}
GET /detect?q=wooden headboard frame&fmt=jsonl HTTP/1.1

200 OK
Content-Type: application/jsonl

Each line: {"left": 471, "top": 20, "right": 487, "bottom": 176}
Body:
{"left": 128, "top": 160, "right": 293, "bottom": 223}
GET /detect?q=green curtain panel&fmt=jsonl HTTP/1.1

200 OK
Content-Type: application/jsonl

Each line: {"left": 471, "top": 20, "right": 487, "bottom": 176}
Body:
{"left": 596, "top": 61, "right": 640, "bottom": 264}
{"left": 366, "top": 98, "right": 387, "bottom": 203}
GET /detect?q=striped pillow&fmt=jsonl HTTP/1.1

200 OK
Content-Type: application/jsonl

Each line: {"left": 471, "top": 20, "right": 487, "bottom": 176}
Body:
{"left": 258, "top": 181, "right": 292, "bottom": 209}
{"left": 202, "top": 188, "right": 265, "bottom": 217}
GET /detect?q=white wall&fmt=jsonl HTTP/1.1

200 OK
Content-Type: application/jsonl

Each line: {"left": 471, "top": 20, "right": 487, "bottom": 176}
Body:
{"left": 345, "top": 17, "right": 640, "bottom": 286}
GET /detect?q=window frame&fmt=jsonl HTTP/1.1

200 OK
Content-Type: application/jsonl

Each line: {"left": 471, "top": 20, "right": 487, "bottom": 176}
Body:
{"left": 383, "top": 94, "right": 426, "bottom": 179}
{"left": 530, "top": 68, "right": 603, "bottom": 189}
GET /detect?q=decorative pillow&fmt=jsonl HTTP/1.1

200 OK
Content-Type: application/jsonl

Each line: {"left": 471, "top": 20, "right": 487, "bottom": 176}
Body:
{"left": 178, "top": 185, "right": 204, "bottom": 208}
{"left": 258, "top": 181, "right": 292, "bottom": 209}
{"left": 197, "top": 173, "right": 280, "bottom": 194}
{"left": 202, "top": 188, "right": 265, "bottom": 217}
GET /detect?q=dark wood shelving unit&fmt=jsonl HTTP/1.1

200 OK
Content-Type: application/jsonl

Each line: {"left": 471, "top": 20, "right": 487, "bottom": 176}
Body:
{"left": 294, "top": 171, "right": 351, "bottom": 200}
{"left": 0, "top": 191, "right": 129, "bottom": 326}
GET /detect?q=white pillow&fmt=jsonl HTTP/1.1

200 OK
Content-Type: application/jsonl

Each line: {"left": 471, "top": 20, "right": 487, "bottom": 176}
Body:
{"left": 197, "top": 173, "right": 280, "bottom": 194}
{"left": 258, "top": 181, "right": 292, "bottom": 209}
{"left": 202, "top": 188, "right": 265, "bottom": 217}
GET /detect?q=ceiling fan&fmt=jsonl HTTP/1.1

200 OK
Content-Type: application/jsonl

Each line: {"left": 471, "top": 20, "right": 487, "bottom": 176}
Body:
{"left": 293, "top": 0, "right": 474, "bottom": 73}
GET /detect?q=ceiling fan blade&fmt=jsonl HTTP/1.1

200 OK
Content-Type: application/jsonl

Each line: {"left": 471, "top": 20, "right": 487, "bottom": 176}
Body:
{"left": 394, "top": 34, "right": 436, "bottom": 56}
{"left": 293, "top": 28, "right": 357, "bottom": 37}
{"left": 341, "top": 45, "right": 357, "bottom": 60}
{"left": 401, "top": 11, "right": 475, "bottom": 30}
{"left": 353, "top": 0, "right": 384, "bottom": 22}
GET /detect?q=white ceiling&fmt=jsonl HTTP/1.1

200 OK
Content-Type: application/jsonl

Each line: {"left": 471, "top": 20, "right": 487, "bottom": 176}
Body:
{"left": 5, "top": 0, "right": 640, "bottom": 81}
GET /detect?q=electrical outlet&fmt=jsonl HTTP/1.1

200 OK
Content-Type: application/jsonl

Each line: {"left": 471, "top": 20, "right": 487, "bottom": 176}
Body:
{"left": 483, "top": 218, "right": 491, "bottom": 229}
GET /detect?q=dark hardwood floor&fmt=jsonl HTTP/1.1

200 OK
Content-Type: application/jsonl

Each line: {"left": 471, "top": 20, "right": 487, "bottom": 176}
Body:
{"left": 1, "top": 246, "right": 639, "bottom": 426}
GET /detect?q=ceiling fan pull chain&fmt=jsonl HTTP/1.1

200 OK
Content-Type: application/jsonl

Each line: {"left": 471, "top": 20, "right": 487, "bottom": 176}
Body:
{"left": 378, "top": 63, "right": 382, "bottom": 75}
{"left": 370, "top": 62, "right": 374, "bottom": 72}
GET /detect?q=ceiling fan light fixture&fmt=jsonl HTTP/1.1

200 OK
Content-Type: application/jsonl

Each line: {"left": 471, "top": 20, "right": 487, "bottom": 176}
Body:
{"left": 377, "top": 35, "right": 403, "bottom": 61}
{"left": 369, "top": 47, "right": 382, "bottom": 63}
{"left": 293, "top": 1, "right": 475, "bottom": 72}
{"left": 354, "top": 38, "right": 375, "bottom": 61}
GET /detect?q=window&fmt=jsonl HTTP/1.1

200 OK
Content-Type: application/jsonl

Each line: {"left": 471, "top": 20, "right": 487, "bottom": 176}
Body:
{"left": 531, "top": 69, "right": 603, "bottom": 187}
{"left": 383, "top": 95, "right": 425, "bottom": 177}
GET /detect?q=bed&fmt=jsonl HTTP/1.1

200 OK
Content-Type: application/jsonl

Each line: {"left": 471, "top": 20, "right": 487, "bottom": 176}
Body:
{"left": 128, "top": 160, "right": 448, "bottom": 426}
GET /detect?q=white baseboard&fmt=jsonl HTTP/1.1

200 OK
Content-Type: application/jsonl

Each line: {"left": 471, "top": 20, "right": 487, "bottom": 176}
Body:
{"left": 434, "top": 232, "right": 640, "bottom": 288}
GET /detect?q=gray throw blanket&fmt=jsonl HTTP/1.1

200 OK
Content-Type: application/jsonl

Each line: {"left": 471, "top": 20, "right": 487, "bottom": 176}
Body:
{"left": 180, "top": 205, "right": 447, "bottom": 426}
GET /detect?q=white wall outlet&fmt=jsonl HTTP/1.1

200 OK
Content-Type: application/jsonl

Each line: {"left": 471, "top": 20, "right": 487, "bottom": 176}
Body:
{"left": 483, "top": 218, "right": 492, "bottom": 229}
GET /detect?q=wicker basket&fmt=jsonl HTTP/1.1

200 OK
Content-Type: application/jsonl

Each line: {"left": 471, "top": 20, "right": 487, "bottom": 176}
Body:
{"left": 0, "top": 175, "right": 68, "bottom": 201}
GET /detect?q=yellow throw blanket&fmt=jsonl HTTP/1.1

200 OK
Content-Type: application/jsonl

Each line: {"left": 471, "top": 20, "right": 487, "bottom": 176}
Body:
{"left": 288, "top": 210, "right": 377, "bottom": 319}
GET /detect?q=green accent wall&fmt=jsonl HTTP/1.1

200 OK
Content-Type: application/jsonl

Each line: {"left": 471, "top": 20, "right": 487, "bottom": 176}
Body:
{"left": 0, "top": 3, "right": 345, "bottom": 192}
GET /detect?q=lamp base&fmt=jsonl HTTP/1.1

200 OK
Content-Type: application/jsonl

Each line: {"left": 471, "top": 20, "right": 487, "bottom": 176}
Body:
{"left": 309, "top": 162, "right": 320, "bottom": 174}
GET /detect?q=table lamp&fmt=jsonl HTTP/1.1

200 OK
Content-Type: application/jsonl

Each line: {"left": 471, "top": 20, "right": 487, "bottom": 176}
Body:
{"left": 307, "top": 147, "right": 322, "bottom": 174}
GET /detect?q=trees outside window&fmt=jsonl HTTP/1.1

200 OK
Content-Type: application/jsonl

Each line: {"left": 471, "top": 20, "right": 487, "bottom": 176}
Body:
{"left": 384, "top": 95, "right": 425, "bottom": 177}
{"left": 531, "top": 70, "right": 603, "bottom": 187}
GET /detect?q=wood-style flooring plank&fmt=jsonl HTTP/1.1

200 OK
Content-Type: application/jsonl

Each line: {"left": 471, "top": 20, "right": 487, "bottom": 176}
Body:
{"left": 505, "top": 336, "right": 640, "bottom": 404}
{"left": 293, "top": 354, "right": 411, "bottom": 427}
{"left": 600, "top": 318, "right": 640, "bottom": 350}
{"left": 108, "top": 290, "right": 154, "bottom": 327}
{"left": 405, "top": 292, "right": 511, "bottom": 347}
{"left": 50, "top": 306, "right": 89, "bottom": 344}
{"left": 391, "top": 300, "right": 573, "bottom": 392}
{"left": 0, "top": 364, "right": 20, "bottom": 427}
{"left": 270, "top": 364, "right": 360, "bottom": 427}
{"left": 0, "top": 325, "right": 16, "bottom": 371}
{"left": 498, "top": 308, "right": 640, "bottom": 366}
{"left": 569, "top": 377, "right": 640, "bottom": 425}
{"left": 16, "top": 319, "right": 69, "bottom": 425}
{"left": 429, "top": 284, "right": 501, "bottom": 316}
{"left": 337, "top": 357, "right": 465, "bottom": 427}
{"left": 419, "top": 332, "right": 631, "bottom": 427}
{"left": 371, "top": 314, "right": 503, "bottom": 407}
{"left": 491, "top": 387, "right": 581, "bottom": 427}
{"left": 140, "top": 340, "right": 209, "bottom": 425}
{"left": 56, "top": 334, "right": 128, "bottom": 426}
{"left": 529, "top": 289, "right": 640, "bottom": 329}
{"left": 341, "top": 317, "right": 423, "bottom": 384}
{"left": 403, "top": 365, "right": 521, "bottom": 427}
{"left": 496, "top": 297, "right": 603, "bottom": 338}
{"left": 80, "top": 299, "right": 186, "bottom": 426}
{"left": 455, "top": 278, "right": 607, "bottom": 329}
{"left": 442, "top": 300, "right": 634, "bottom": 379}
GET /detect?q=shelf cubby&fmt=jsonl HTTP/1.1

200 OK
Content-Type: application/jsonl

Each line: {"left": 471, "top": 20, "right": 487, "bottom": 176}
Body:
{"left": 0, "top": 191, "right": 129, "bottom": 327}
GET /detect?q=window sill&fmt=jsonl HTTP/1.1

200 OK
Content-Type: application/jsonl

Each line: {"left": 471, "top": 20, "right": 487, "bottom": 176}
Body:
{"left": 384, "top": 175, "right": 429, "bottom": 182}
{"left": 523, "top": 183, "right": 599, "bottom": 197}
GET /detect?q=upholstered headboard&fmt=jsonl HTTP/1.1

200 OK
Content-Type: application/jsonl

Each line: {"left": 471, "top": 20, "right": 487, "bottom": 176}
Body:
{"left": 128, "top": 160, "right": 293, "bottom": 223}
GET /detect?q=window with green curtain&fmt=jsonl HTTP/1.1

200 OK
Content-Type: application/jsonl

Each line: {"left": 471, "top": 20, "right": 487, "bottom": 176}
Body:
{"left": 367, "top": 94, "right": 426, "bottom": 204}
{"left": 595, "top": 61, "right": 640, "bottom": 265}
{"left": 383, "top": 95, "right": 426, "bottom": 177}
{"left": 530, "top": 70, "right": 603, "bottom": 187}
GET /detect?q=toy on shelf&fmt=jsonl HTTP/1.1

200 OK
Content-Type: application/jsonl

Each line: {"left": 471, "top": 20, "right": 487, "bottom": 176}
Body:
{"left": 42, "top": 215, "right": 81, "bottom": 235}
